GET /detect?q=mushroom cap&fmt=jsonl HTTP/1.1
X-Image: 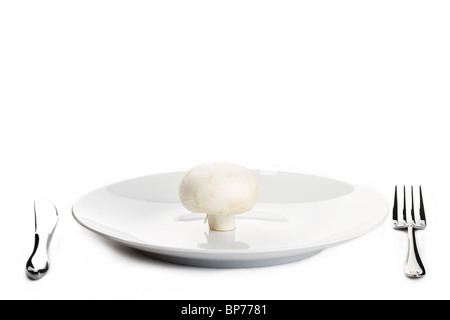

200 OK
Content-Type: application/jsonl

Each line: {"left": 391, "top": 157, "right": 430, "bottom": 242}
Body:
{"left": 179, "top": 162, "right": 258, "bottom": 215}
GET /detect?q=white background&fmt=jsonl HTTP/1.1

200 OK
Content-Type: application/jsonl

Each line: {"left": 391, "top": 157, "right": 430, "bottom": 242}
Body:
{"left": 1, "top": 1, "right": 449, "bottom": 300}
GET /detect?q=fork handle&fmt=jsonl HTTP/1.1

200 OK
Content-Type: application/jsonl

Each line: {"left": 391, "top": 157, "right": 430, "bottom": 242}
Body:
{"left": 405, "top": 226, "right": 426, "bottom": 278}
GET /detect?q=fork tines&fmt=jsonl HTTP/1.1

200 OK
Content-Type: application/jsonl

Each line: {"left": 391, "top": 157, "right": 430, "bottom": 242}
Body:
{"left": 419, "top": 186, "right": 427, "bottom": 227}
{"left": 392, "top": 185, "right": 426, "bottom": 229}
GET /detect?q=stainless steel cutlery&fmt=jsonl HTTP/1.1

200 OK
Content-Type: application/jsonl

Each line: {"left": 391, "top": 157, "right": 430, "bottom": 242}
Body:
{"left": 392, "top": 186, "right": 426, "bottom": 278}
{"left": 26, "top": 199, "right": 59, "bottom": 280}
{"left": 24, "top": 186, "right": 427, "bottom": 279}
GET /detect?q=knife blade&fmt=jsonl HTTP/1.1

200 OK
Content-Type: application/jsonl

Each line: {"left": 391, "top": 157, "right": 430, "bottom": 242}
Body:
{"left": 26, "top": 199, "right": 59, "bottom": 280}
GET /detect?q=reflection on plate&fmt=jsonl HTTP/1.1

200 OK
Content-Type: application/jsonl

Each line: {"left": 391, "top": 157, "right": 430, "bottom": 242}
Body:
{"left": 72, "top": 171, "right": 388, "bottom": 268}
{"left": 198, "top": 230, "right": 249, "bottom": 250}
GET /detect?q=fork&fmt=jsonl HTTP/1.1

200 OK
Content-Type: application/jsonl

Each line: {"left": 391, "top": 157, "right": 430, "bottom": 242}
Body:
{"left": 392, "top": 186, "right": 426, "bottom": 278}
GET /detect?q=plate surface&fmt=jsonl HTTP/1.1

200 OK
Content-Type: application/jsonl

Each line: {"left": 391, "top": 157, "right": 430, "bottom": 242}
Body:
{"left": 72, "top": 171, "right": 388, "bottom": 268}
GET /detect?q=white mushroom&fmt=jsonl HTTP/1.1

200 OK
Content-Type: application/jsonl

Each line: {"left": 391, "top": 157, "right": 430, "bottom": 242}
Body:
{"left": 178, "top": 162, "right": 258, "bottom": 231}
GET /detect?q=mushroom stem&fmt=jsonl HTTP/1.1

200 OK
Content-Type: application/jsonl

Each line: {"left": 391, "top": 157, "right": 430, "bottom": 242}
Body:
{"left": 208, "top": 214, "right": 236, "bottom": 232}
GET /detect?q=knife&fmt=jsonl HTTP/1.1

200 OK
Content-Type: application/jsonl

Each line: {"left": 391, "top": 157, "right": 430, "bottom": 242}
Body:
{"left": 26, "top": 199, "right": 59, "bottom": 280}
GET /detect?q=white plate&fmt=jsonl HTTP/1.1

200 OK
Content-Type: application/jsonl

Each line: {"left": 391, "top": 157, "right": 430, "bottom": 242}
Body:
{"left": 72, "top": 171, "right": 388, "bottom": 268}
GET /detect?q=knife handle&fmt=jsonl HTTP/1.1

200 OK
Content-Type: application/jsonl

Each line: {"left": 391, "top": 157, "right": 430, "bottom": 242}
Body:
{"left": 26, "top": 233, "right": 52, "bottom": 280}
